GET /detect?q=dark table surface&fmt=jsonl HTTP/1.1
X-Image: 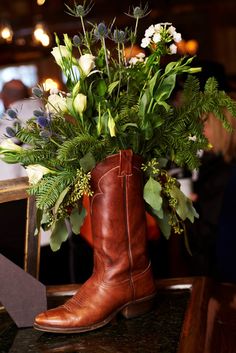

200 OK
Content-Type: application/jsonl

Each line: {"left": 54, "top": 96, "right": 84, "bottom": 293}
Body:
{"left": 0, "top": 277, "right": 235, "bottom": 353}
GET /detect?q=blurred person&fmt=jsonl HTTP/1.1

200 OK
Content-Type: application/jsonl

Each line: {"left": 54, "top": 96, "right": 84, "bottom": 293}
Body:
{"left": 0, "top": 79, "right": 42, "bottom": 180}
{"left": 188, "top": 97, "right": 236, "bottom": 282}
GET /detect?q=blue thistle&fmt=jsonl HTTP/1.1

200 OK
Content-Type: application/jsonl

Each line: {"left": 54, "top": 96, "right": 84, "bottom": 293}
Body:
{"left": 94, "top": 23, "right": 108, "bottom": 40}
{"left": 5, "top": 126, "right": 16, "bottom": 137}
{"left": 37, "top": 116, "right": 50, "bottom": 128}
{"left": 73, "top": 35, "right": 82, "bottom": 46}
{"left": 6, "top": 109, "right": 17, "bottom": 120}
{"left": 112, "top": 29, "right": 127, "bottom": 44}
{"left": 33, "top": 109, "right": 45, "bottom": 117}
{"left": 32, "top": 86, "right": 43, "bottom": 98}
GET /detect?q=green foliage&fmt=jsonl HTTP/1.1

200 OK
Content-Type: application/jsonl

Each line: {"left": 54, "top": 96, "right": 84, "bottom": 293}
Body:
{"left": 1, "top": 4, "right": 236, "bottom": 250}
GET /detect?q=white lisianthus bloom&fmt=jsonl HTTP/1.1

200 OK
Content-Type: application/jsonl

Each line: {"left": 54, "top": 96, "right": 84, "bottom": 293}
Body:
{"left": 145, "top": 25, "right": 155, "bottom": 38}
{"left": 46, "top": 94, "right": 68, "bottom": 114}
{"left": 73, "top": 93, "right": 87, "bottom": 115}
{"left": 78, "top": 54, "right": 96, "bottom": 76}
{"left": 141, "top": 37, "right": 151, "bottom": 48}
{"left": 26, "top": 165, "right": 52, "bottom": 185}
{"left": 169, "top": 44, "right": 177, "bottom": 54}
{"left": 0, "top": 139, "right": 22, "bottom": 152}
{"left": 153, "top": 33, "right": 162, "bottom": 43}
{"left": 51, "top": 46, "right": 71, "bottom": 66}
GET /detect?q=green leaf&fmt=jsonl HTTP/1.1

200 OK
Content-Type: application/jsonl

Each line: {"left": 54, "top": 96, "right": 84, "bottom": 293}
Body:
{"left": 50, "top": 218, "right": 68, "bottom": 251}
{"left": 108, "top": 80, "right": 119, "bottom": 95}
{"left": 155, "top": 74, "right": 176, "bottom": 102}
{"left": 158, "top": 211, "right": 171, "bottom": 239}
{"left": 79, "top": 152, "right": 96, "bottom": 172}
{"left": 96, "top": 79, "right": 107, "bottom": 96}
{"left": 164, "top": 61, "right": 177, "bottom": 75}
{"left": 70, "top": 206, "right": 86, "bottom": 234}
{"left": 54, "top": 186, "right": 70, "bottom": 215}
{"left": 149, "top": 70, "right": 161, "bottom": 96}
{"left": 144, "top": 176, "right": 163, "bottom": 212}
{"left": 169, "top": 185, "right": 199, "bottom": 222}
{"left": 139, "top": 88, "right": 151, "bottom": 117}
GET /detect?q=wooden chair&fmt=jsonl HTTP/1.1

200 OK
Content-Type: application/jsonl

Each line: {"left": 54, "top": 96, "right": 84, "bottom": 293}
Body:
{"left": 0, "top": 177, "right": 40, "bottom": 278}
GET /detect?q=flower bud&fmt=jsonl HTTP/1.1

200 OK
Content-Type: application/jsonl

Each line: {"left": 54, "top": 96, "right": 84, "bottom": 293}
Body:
{"left": 63, "top": 33, "right": 72, "bottom": 51}
{"left": 73, "top": 93, "right": 87, "bottom": 115}
{"left": 78, "top": 54, "right": 95, "bottom": 76}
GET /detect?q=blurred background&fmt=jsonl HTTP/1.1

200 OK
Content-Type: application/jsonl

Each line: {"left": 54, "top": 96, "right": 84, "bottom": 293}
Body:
{"left": 0, "top": 0, "right": 236, "bottom": 115}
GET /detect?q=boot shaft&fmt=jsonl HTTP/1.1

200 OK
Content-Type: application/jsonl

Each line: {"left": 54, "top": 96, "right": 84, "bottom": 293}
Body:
{"left": 90, "top": 150, "right": 150, "bottom": 282}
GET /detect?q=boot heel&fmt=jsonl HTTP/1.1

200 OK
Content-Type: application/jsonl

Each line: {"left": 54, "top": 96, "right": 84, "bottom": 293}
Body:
{"left": 121, "top": 297, "right": 155, "bottom": 319}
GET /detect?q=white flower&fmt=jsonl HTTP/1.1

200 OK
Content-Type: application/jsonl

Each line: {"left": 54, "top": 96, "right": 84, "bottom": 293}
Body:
{"left": 145, "top": 25, "right": 155, "bottom": 38}
{"left": 73, "top": 93, "right": 87, "bottom": 115}
{"left": 154, "top": 24, "right": 162, "bottom": 32}
{"left": 46, "top": 94, "right": 68, "bottom": 114}
{"left": 153, "top": 33, "right": 162, "bottom": 43}
{"left": 51, "top": 46, "right": 71, "bottom": 66}
{"left": 173, "top": 32, "right": 182, "bottom": 43}
{"left": 129, "top": 57, "right": 139, "bottom": 65}
{"left": 169, "top": 44, "right": 177, "bottom": 54}
{"left": 168, "top": 25, "right": 176, "bottom": 36}
{"left": 188, "top": 135, "right": 197, "bottom": 142}
{"left": 141, "top": 37, "right": 151, "bottom": 48}
{"left": 26, "top": 165, "right": 52, "bottom": 185}
{"left": 0, "top": 139, "right": 22, "bottom": 152}
{"left": 136, "top": 52, "right": 146, "bottom": 59}
{"left": 129, "top": 52, "right": 146, "bottom": 65}
{"left": 78, "top": 54, "right": 96, "bottom": 76}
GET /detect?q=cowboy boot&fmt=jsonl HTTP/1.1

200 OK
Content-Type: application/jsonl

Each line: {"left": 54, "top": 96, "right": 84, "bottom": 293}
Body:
{"left": 34, "top": 149, "right": 156, "bottom": 333}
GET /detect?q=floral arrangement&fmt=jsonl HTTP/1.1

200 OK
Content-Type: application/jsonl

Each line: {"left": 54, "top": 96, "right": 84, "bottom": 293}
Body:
{"left": 1, "top": 1, "right": 236, "bottom": 251}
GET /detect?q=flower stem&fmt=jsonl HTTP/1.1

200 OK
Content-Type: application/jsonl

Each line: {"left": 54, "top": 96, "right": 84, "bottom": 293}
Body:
{"left": 80, "top": 15, "right": 92, "bottom": 54}
{"left": 102, "top": 37, "right": 110, "bottom": 82}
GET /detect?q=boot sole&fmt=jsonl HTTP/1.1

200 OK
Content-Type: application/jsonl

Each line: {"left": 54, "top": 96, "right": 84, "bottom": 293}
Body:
{"left": 33, "top": 293, "right": 156, "bottom": 334}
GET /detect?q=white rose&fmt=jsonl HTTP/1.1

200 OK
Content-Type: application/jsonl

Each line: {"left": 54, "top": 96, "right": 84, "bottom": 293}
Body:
{"left": 78, "top": 54, "right": 96, "bottom": 76}
{"left": 51, "top": 46, "right": 71, "bottom": 66}
{"left": 73, "top": 93, "right": 87, "bottom": 115}
{"left": 26, "top": 165, "right": 52, "bottom": 185}
{"left": 46, "top": 94, "right": 68, "bottom": 114}
{"left": 0, "top": 139, "right": 22, "bottom": 152}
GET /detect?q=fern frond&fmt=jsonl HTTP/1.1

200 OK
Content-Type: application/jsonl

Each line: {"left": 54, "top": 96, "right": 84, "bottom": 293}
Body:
{"left": 29, "top": 171, "right": 75, "bottom": 210}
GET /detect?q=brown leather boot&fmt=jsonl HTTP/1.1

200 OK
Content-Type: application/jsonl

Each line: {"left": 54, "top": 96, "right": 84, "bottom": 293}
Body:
{"left": 34, "top": 150, "right": 156, "bottom": 333}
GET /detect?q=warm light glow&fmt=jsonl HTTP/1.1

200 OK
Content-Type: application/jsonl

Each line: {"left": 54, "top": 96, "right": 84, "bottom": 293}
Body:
{"left": 177, "top": 39, "right": 199, "bottom": 55}
{"left": 185, "top": 39, "right": 199, "bottom": 55}
{"left": 37, "top": 0, "right": 46, "bottom": 4}
{"left": 0, "top": 25, "right": 13, "bottom": 41}
{"left": 33, "top": 22, "right": 50, "bottom": 46}
{"left": 42, "top": 78, "right": 58, "bottom": 91}
{"left": 40, "top": 33, "right": 50, "bottom": 46}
